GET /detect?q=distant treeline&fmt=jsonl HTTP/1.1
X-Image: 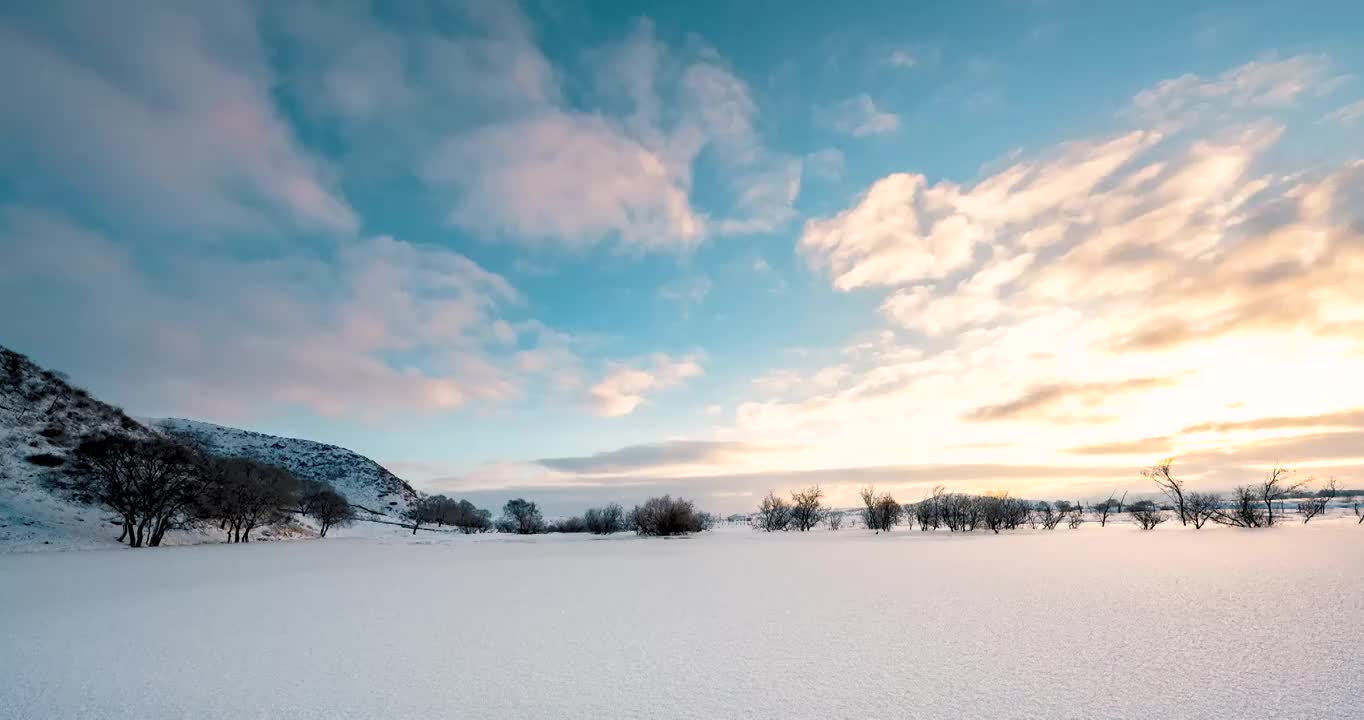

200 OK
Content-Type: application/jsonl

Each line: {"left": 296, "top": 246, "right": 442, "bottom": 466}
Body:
{"left": 747, "top": 460, "right": 1363, "bottom": 533}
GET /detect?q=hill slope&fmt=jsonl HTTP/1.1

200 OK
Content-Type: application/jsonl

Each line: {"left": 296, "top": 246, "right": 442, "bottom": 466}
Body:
{"left": 1, "top": 345, "right": 417, "bottom": 550}
{"left": 151, "top": 418, "right": 417, "bottom": 517}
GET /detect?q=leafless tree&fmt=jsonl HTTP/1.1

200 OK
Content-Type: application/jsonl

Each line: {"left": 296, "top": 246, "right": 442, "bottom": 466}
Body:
{"left": 790, "top": 486, "right": 826, "bottom": 532}
{"left": 860, "top": 486, "right": 902, "bottom": 532}
{"left": 1297, "top": 477, "right": 1337, "bottom": 524}
{"left": 1184, "top": 492, "right": 1220, "bottom": 529}
{"left": 1143, "top": 458, "right": 1190, "bottom": 526}
{"left": 826, "top": 510, "right": 844, "bottom": 530}
{"left": 497, "top": 498, "right": 545, "bottom": 534}
{"left": 451, "top": 499, "right": 493, "bottom": 533}
{"left": 584, "top": 503, "right": 625, "bottom": 534}
{"left": 757, "top": 490, "right": 792, "bottom": 531}
{"left": 982, "top": 494, "right": 1008, "bottom": 533}
{"left": 913, "top": 487, "right": 944, "bottom": 531}
{"left": 1212, "top": 486, "right": 1267, "bottom": 528}
{"left": 404, "top": 495, "right": 443, "bottom": 535}
{"left": 1094, "top": 491, "right": 1126, "bottom": 527}
{"left": 941, "top": 493, "right": 981, "bottom": 532}
{"left": 67, "top": 434, "right": 205, "bottom": 548}
{"left": 203, "top": 458, "right": 299, "bottom": 543}
{"left": 1066, "top": 507, "right": 1085, "bottom": 529}
{"left": 1035, "top": 501, "right": 1065, "bottom": 530}
{"left": 306, "top": 488, "right": 355, "bottom": 538}
{"left": 1258, "top": 467, "right": 1308, "bottom": 526}
{"left": 1355, "top": 500, "right": 1364, "bottom": 524}
{"left": 1130, "top": 505, "right": 1169, "bottom": 530}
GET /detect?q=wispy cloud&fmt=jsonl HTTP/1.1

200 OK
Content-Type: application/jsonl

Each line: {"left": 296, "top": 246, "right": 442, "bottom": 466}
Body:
{"left": 820, "top": 94, "right": 900, "bottom": 137}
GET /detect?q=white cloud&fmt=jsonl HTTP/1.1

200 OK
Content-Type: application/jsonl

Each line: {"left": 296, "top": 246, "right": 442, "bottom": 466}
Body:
{"left": 821, "top": 94, "right": 900, "bottom": 137}
{"left": 588, "top": 353, "right": 704, "bottom": 417}
{"left": 427, "top": 112, "right": 703, "bottom": 250}
{"left": 0, "top": 1, "right": 356, "bottom": 238}
{"left": 887, "top": 50, "right": 916, "bottom": 68}
{"left": 1132, "top": 54, "right": 1342, "bottom": 126}
{"left": 0, "top": 207, "right": 584, "bottom": 421}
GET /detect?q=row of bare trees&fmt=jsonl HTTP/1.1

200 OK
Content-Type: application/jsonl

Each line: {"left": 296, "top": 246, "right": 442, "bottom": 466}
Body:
{"left": 402, "top": 495, "right": 714, "bottom": 537}
{"left": 61, "top": 433, "right": 354, "bottom": 547}
{"left": 747, "top": 467, "right": 1361, "bottom": 536}
{"left": 1142, "top": 459, "right": 1346, "bottom": 529}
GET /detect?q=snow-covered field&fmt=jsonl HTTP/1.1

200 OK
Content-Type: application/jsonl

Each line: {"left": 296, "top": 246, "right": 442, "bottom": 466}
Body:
{"left": 2, "top": 520, "right": 1361, "bottom": 720}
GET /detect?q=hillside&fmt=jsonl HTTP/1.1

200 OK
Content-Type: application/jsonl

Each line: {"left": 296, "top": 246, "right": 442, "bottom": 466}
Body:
{"left": 0, "top": 347, "right": 153, "bottom": 549}
{"left": 151, "top": 418, "right": 417, "bottom": 517}
{"left": 0, "top": 345, "right": 416, "bottom": 550}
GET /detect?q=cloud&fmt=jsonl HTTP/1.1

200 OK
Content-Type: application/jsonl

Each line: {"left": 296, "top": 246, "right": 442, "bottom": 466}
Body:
{"left": 1322, "top": 100, "right": 1364, "bottom": 126}
{"left": 536, "top": 440, "right": 759, "bottom": 474}
{"left": 820, "top": 94, "right": 900, "bottom": 137}
{"left": 426, "top": 112, "right": 704, "bottom": 249}
{"left": 0, "top": 1, "right": 356, "bottom": 238}
{"left": 726, "top": 55, "right": 1364, "bottom": 496}
{"left": 964, "top": 377, "right": 1179, "bottom": 422}
{"left": 0, "top": 207, "right": 578, "bottom": 421}
{"left": 588, "top": 353, "right": 704, "bottom": 417}
{"left": 887, "top": 50, "right": 916, "bottom": 69}
{"left": 1131, "top": 54, "right": 1342, "bottom": 125}
{"left": 284, "top": 9, "right": 797, "bottom": 250}
{"left": 805, "top": 149, "right": 845, "bottom": 182}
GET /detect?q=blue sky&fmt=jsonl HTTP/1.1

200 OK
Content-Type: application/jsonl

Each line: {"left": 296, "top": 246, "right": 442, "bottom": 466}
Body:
{"left": 3, "top": 0, "right": 1364, "bottom": 512}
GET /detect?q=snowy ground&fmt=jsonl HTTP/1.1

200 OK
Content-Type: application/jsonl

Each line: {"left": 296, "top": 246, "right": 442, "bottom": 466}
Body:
{"left": 2, "top": 520, "right": 1361, "bottom": 720}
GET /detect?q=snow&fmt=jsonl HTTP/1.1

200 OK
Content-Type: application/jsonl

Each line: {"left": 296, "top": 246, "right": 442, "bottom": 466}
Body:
{"left": 2, "top": 520, "right": 1361, "bottom": 719}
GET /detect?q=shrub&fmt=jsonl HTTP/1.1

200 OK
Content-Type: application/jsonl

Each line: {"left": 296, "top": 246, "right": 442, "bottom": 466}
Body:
{"left": 631, "top": 495, "right": 711, "bottom": 536}
{"left": 550, "top": 515, "right": 590, "bottom": 533}
{"left": 583, "top": 503, "right": 625, "bottom": 534}
{"left": 24, "top": 452, "right": 65, "bottom": 467}
{"left": 756, "top": 490, "right": 792, "bottom": 531}
{"left": 1130, "top": 506, "right": 1169, "bottom": 530}
{"left": 498, "top": 498, "right": 545, "bottom": 534}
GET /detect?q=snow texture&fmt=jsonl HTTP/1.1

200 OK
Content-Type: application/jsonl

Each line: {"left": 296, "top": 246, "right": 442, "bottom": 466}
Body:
{"left": 2, "top": 520, "right": 1361, "bottom": 719}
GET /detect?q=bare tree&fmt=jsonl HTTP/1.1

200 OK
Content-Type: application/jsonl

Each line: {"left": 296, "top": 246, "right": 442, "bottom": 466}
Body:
{"left": 1355, "top": 500, "right": 1364, "bottom": 524}
{"left": 1130, "top": 505, "right": 1169, "bottom": 530}
{"left": 1297, "top": 477, "right": 1337, "bottom": 524}
{"left": 790, "top": 486, "right": 826, "bottom": 532}
{"left": 403, "top": 496, "right": 442, "bottom": 535}
{"left": 1143, "top": 458, "right": 1189, "bottom": 526}
{"left": 1094, "top": 491, "right": 1126, "bottom": 527}
{"left": 1034, "top": 501, "right": 1064, "bottom": 530}
{"left": 757, "top": 491, "right": 793, "bottom": 532}
{"left": 1184, "top": 492, "right": 1220, "bottom": 529}
{"left": 67, "top": 434, "right": 205, "bottom": 548}
{"left": 451, "top": 499, "right": 493, "bottom": 534}
{"left": 203, "top": 458, "right": 299, "bottom": 543}
{"left": 307, "top": 488, "right": 355, "bottom": 538}
{"left": 1258, "top": 467, "right": 1307, "bottom": 527}
{"left": 859, "top": 486, "right": 902, "bottom": 532}
{"left": 583, "top": 503, "right": 625, "bottom": 534}
{"left": 1066, "top": 507, "right": 1085, "bottom": 529}
{"left": 826, "top": 510, "right": 844, "bottom": 530}
{"left": 1212, "top": 486, "right": 1267, "bottom": 528}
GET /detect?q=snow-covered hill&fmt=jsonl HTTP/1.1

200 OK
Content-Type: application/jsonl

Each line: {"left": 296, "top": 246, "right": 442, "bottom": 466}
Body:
{"left": 1, "top": 345, "right": 416, "bottom": 551}
{"left": 151, "top": 418, "right": 417, "bottom": 518}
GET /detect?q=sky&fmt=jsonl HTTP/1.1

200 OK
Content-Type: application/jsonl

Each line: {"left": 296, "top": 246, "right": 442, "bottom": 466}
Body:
{"left": 2, "top": 0, "right": 1364, "bottom": 513}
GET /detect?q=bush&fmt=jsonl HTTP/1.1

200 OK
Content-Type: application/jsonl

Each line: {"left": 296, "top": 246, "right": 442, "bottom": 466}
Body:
{"left": 305, "top": 487, "right": 355, "bottom": 538}
{"left": 550, "top": 515, "right": 590, "bottom": 533}
{"left": 583, "top": 503, "right": 625, "bottom": 534}
{"left": 1130, "top": 506, "right": 1169, "bottom": 530}
{"left": 631, "top": 495, "right": 711, "bottom": 536}
{"left": 498, "top": 498, "right": 545, "bottom": 534}
{"left": 24, "top": 452, "right": 65, "bottom": 467}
